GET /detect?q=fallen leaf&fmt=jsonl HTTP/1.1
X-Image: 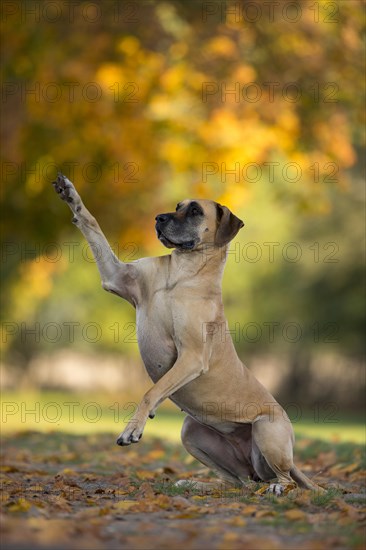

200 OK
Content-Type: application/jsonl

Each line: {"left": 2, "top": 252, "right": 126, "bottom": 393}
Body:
{"left": 255, "top": 486, "right": 268, "bottom": 495}
{"left": 0, "top": 466, "right": 20, "bottom": 473}
{"left": 6, "top": 498, "right": 32, "bottom": 513}
{"left": 98, "top": 507, "right": 112, "bottom": 516}
{"left": 168, "top": 512, "right": 202, "bottom": 519}
{"left": 56, "top": 468, "right": 77, "bottom": 476}
{"left": 256, "top": 509, "right": 277, "bottom": 518}
{"left": 136, "top": 481, "right": 155, "bottom": 498}
{"left": 113, "top": 500, "right": 137, "bottom": 511}
{"left": 146, "top": 449, "right": 165, "bottom": 460}
{"left": 162, "top": 466, "right": 177, "bottom": 474}
{"left": 283, "top": 509, "right": 308, "bottom": 521}
{"left": 334, "top": 498, "right": 360, "bottom": 519}
{"left": 241, "top": 505, "right": 258, "bottom": 516}
{"left": 224, "top": 516, "right": 247, "bottom": 527}
{"left": 293, "top": 490, "right": 313, "bottom": 506}
{"left": 170, "top": 496, "right": 191, "bottom": 509}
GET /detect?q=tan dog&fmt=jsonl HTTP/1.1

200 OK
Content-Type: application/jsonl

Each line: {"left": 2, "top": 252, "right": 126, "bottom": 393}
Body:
{"left": 53, "top": 173, "right": 322, "bottom": 495}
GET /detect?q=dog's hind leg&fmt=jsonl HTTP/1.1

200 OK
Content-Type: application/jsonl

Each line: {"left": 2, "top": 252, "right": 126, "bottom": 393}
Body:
{"left": 179, "top": 416, "right": 255, "bottom": 488}
{"left": 252, "top": 416, "right": 295, "bottom": 495}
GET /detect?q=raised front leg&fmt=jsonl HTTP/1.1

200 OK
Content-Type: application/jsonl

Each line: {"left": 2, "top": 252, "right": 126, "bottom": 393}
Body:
{"left": 52, "top": 173, "right": 139, "bottom": 305}
{"left": 116, "top": 349, "right": 208, "bottom": 445}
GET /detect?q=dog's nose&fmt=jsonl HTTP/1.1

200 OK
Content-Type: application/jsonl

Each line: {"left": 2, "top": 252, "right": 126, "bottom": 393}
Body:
{"left": 155, "top": 214, "right": 170, "bottom": 224}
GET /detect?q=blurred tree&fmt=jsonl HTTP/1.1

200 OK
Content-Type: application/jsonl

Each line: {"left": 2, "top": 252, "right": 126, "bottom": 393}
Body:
{"left": 1, "top": 0, "right": 364, "bottom": 404}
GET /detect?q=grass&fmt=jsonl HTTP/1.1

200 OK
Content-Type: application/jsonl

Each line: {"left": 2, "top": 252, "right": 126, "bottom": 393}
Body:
{"left": 310, "top": 486, "right": 343, "bottom": 506}
{"left": 154, "top": 479, "right": 203, "bottom": 497}
{"left": 1, "top": 424, "right": 364, "bottom": 550}
{"left": 1, "top": 391, "right": 364, "bottom": 446}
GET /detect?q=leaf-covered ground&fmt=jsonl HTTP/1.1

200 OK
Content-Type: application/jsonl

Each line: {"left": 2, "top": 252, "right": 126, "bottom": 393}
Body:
{"left": 1, "top": 431, "right": 365, "bottom": 550}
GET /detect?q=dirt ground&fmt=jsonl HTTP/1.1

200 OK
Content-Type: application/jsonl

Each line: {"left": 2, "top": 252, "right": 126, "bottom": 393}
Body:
{"left": 1, "top": 431, "right": 365, "bottom": 549}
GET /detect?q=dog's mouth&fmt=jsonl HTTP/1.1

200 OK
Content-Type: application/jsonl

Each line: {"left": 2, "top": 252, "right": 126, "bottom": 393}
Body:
{"left": 156, "top": 229, "right": 196, "bottom": 250}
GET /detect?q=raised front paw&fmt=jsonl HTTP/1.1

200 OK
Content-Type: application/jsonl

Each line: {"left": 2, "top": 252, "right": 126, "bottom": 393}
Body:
{"left": 52, "top": 173, "right": 81, "bottom": 209}
{"left": 116, "top": 420, "right": 144, "bottom": 446}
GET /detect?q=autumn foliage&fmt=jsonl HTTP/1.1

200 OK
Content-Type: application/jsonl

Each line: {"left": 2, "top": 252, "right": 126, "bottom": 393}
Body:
{"left": 1, "top": 431, "right": 365, "bottom": 549}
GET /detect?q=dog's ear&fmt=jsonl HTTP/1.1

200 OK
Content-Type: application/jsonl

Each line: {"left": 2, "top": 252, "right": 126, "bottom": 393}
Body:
{"left": 215, "top": 204, "right": 244, "bottom": 246}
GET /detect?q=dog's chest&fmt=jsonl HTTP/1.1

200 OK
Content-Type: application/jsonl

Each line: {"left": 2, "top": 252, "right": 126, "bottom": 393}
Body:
{"left": 135, "top": 296, "right": 177, "bottom": 383}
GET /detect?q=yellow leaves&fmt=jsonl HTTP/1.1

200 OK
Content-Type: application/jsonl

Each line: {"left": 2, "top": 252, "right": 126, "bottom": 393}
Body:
{"left": 160, "top": 65, "right": 186, "bottom": 92}
{"left": 278, "top": 33, "right": 321, "bottom": 58}
{"left": 169, "top": 42, "right": 188, "bottom": 60}
{"left": 0, "top": 465, "right": 20, "bottom": 473}
{"left": 334, "top": 498, "right": 360, "bottom": 520}
{"left": 233, "top": 64, "right": 257, "bottom": 83}
{"left": 50, "top": 495, "right": 72, "bottom": 512}
{"left": 119, "top": 494, "right": 172, "bottom": 513}
{"left": 167, "top": 502, "right": 207, "bottom": 520}
{"left": 283, "top": 482, "right": 298, "bottom": 495}
{"left": 4, "top": 257, "right": 60, "bottom": 333}
{"left": 201, "top": 109, "right": 243, "bottom": 147}
{"left": 192, "top": 495, "right": 208, "bottom": 502}
{"left": 224, "top": 515, "right": 247, "bottom": 527}
{"left": 135, "top": 470, "right": 156, "bottom": 481}
{"left": 277, "top": 110, "right": 300, "bottom": 135}
{"left": 283, "top": 509, "right": 308, "bottom": 521}
{"left": 145, "top": 448, "right": 165, "bottom": 461}
{"left": 56, "top": 468, "right": 77, "bottom": 476}
{"left": 160, "top": 138, "right": 191, "bottom": 168}
{"left": 315, "top": 114, "right": 356, "bottom": 167}
{"left": 20, "top": 257, "right": 57, "bottom": 299}
{"left": 2, "top": 431, "right": 366, "bottom": 550}
{"left": 169, "top": 495, "right": 191, "bottom": 509}
{"left": 148, "top": 94, "right": 185, "bottom": 121}
{"left": 96, "top": 64, "right": 124, "bottom": 91}
{"left": 117, "top": 36, "right": 140, "bottom": 56}
{"left": 329, "top": 462, "right": 361, "bottom": 477}
{"left": 113, "top": 500, "right": 137, "bottom": 511}
{"left": 218, "top": 185, "right": 248, "bottom": 211}
{"left": 291, "top": 489, "right": 313, "bottom": 507}
{"left": 256, "top": 508, "right": 277, "bottom": 519}
{"left": 349, "top": 469, "right": 366, "bottom": 483}
{"left": 136, "top": 481, "right": 155, "bottom": 500}
{"left": 97, "top": 507, "right": 111, "bottom": 516}
{"left": 255, "top": 485, "right": 268, "bottom": 495}
{"left": 7, "top": 498, "right": 32, "bottom": 513}
{"left": 25, "top": 155, "right": 52, "bottom": 196}
{"left": 241, "top": 505, "right": 258, "bottom": 516}
{"left": 169, "top": 511, "right": 202, "bottom": 519}
{"left": 206, "top": 36, "right": 237, "bottom": 58}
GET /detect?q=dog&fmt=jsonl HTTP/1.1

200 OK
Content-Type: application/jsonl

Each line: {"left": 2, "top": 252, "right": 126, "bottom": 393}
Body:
{"left": 52, "top": 173, "right": 323, "bottom": 495}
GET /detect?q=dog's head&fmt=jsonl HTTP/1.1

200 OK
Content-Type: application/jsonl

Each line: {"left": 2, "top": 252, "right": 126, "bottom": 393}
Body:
{"left": 155, "top": 199, "right": 244, "bottom": 251}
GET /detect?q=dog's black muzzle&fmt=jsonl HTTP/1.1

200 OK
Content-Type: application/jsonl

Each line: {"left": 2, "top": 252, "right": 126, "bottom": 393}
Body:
{"left": 155, "top": 213, "right": 196, "bottom": 250}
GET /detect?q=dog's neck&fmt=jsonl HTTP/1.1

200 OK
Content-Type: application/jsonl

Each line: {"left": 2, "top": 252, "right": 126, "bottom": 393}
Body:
{"left": 170, "top": 245, "right": 228, "bottom": 282}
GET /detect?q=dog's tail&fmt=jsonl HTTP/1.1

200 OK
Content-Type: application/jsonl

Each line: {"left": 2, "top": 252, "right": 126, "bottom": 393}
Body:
{"left": 290, "top": 464, "right": 325, "bottom": 492}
